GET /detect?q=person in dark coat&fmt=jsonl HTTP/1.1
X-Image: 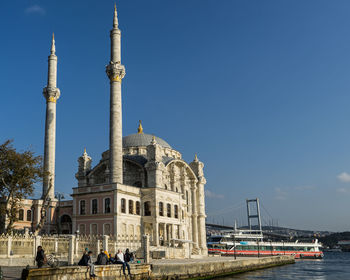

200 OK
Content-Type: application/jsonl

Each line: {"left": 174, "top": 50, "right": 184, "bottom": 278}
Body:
{"left": 78, "top": 249, "right": 90, "bottom": 266}
{"left": 79, "top": 251, "right": 96, "bottom": 278}
{"left": 35, "top": 246, "right": 45, "bottom": 268}
{"left": 96, "top": 249, "right": 108, "bottom": 265}
{"left": 124, "top": 248, "right": 134, "bottom": 263}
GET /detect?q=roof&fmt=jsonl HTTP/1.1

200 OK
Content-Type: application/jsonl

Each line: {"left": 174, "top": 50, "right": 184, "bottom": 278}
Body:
{"left": 123, "top": 133, "right": 172, "bottom": 149}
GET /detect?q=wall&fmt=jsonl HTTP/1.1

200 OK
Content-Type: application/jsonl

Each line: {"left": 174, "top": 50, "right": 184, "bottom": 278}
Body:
{"left": 25, "top": 264, "right": 150, "bottom": 280}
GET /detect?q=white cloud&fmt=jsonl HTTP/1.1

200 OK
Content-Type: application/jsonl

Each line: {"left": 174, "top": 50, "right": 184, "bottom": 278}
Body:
{"left": 205, "top": 189, "right": 224, "bottom": 199}
{"left": 337, "top": 172, "right": 350, "bottom": 183}
{"left": 294, "top": 185, "right": 316, "bottom": 191}
{"left": 337, "top": 187, "right": 350, "bottom": 194}
{"left": 25, "top": 5, "right": 46, "bottom": 15}
{"left": 274, "top": 187, "right": 287, "bottom": 200}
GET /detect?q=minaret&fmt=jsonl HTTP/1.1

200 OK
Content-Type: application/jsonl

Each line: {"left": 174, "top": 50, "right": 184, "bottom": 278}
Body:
{"left": 106, "top": 4, "right": 126, "bottom": 184}
{"left": 42, "top": 33, "right": 60, "bottom": 199}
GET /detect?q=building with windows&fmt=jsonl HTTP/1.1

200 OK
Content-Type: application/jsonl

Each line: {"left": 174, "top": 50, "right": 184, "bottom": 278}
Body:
{"left": 6, "top": 5, "right": 207, "bottom": 257}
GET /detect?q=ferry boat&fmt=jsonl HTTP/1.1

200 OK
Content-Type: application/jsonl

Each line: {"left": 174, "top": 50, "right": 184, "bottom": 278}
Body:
{"left": 207, "top": 199, "right": 323, "bottom": 259}
{"left": 207, "top": 229, "right": 323, "bottom": 259}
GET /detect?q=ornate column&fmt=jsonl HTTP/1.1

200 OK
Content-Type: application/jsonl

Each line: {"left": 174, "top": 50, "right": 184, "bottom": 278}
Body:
{"left": 197, "top": 176, "right": 207, "bottom": 254}
{"left": 42, "top": 33, "right": 60, "bottom": 200}
{"left": 153, "top": 222, "right": 159, "bottom": 246}
{"left": 106, "top": 5, "right": 125, "bottom": 184}
{"left": 190, "top": 180, "right": 198, "bottom": 248}
{"left": 190, "top": 154, "right": 207, "bottom": 254}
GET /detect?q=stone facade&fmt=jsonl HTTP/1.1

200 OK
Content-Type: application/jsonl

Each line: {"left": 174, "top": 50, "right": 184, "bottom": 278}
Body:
{"left": 8, "top": 5, "right": 208, "bottom": 257}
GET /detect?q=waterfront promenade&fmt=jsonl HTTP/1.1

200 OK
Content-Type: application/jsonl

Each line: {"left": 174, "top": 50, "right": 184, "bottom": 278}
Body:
{"left": 2, "top": 255, "right": 294, "bottom": 280}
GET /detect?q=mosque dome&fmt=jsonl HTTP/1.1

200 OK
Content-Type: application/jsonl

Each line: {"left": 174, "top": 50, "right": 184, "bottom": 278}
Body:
{"left": 123, "top": 133, "right": 172, "bottom": 149}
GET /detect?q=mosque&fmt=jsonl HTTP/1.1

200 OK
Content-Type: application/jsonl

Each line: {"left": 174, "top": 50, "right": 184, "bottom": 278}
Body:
{"left": 6, "top": 5, "right": 208, "bottom": 256}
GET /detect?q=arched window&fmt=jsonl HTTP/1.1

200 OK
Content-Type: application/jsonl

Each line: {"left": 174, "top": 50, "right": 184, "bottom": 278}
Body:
{"left": 26, "top": 210, "right": 32, "bottom": 221}
{"left": 174, "top": 205, "right": 178, "bottom": 219}
{"left": 129, "top": 200, "right": 134, "bottom": 214}
{"left": 136, "top": 201, "right": 140, "bottom": 215}
{"left": 167, "top": 203, "right": 171, "bottom": 218}
{"left": 80, "top": 200, "right": 86, "bottom": 215}
{"left": 159, "top": 202, "right": 164, "bottom": 216}
{"left": 144, "top": 201, "right": 151, "bottom": 216}
{"left": 92, "top": 199, "right": 98, "bottom": 214}
{"left": 121, "top": 198, "right": 126, "bottom": 213}
{"left": 104, "top": 198, "right": 111, "bottom": 213}
{"left": 165, "top": 184, "right": 168, "bottom": 190}
{"left": 18, "top": 209, "right": 24, "bottom": 221}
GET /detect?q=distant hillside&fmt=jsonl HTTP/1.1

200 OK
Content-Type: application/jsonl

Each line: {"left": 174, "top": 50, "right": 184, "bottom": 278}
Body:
{"left": 319, "top": 232, "right": 350, "bottom": 248}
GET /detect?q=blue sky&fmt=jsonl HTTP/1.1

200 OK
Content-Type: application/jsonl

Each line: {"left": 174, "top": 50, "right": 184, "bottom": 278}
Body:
{"left": 2, "top": 0, "right": 350, "bottom": 231}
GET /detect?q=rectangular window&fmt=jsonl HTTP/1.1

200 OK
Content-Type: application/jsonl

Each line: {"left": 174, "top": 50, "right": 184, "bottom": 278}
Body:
{"left": 144, "top": 201, "right": 151, "bottom": 216}
{"left": 92, "top": 199, "right": 98, "bottom": 214}
{"left": 80, "top": 200, "right": 86, "bottom": 215}
{"left": 91, "top": 224, "right": 98, "bottom": 235}
{"left": 18, "top": 209, "right": 24, "bottom": 221}
{"left": 167, "top": 203, "right": 171, "bottom": 218}
{"left": 174, "top": 205, "right": 178, "bottom": 219}
{"left": 105, "top": 198, "right": 111, "bottom": 213}
{"left": 129, "top": 200, "right": 134, "bottom": 214}
{"left": 26, "top": 210, "right": 32, "bottom": 221}
{"left": 79, "top": 224, "right": 86, "bottom": 234}
{"left": 121, "top": 198, "right": 126, "bottom": 213}
{"left": 136, "top": 201, "right": 140, "bottom": 215}
{"left": 159, "top": 202, "right": 164, "bottom": 216}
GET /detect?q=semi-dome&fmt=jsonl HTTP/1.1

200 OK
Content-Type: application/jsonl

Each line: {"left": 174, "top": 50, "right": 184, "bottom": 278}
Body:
{"left": 123, "top": 133, "right": 172, "bottom": 149}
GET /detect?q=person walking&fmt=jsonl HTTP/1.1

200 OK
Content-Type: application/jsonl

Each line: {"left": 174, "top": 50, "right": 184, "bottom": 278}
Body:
{"left": 115, "top": 249, "right": 131, "bottom": 275}
{"left": 35, "top": 246, "right": 46, "bottom": 268}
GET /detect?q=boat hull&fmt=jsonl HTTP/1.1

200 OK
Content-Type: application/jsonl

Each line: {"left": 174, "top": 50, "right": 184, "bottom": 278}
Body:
{"left": 208, "top": 248, "right": 323, "bottom": 259}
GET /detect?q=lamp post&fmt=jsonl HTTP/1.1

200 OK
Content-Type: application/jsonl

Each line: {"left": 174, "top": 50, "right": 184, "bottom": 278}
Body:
{"left": 257, "top": 239, "right": 260, "bottom": 258}
{"left": 55, "top": 192, "right": 64, "bottom": 236}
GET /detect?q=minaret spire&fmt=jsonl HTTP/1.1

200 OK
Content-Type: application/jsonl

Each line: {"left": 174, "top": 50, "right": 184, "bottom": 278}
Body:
{"left": 113, "top": 3, "right": 118, "bottom": 28}
{"left": 42, "top": 34, "right": 60, "bottom": 199}
{"left": 51, "top": 33, "right": 55, "bottom": 54}
{"left": 106, "top": 5, "right": 126, "bottom": 184}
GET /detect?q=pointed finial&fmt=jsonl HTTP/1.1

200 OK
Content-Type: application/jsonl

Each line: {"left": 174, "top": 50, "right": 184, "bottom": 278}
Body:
{"left": 50, "top": 32, "right": 56, "bottom": 55}
{"left": 113, "top": 3, "right": 118, "bottom": 28}
{"left": 138, "top": 120, "right": 143, "bottom": 134}
{"left": 151, "top": 135, "right": 157, "bottom": 145}
{"left": 84, "top": 147, "right": 87, "bottom": 154}
{"left": 194, "top": 154, "right": 199, "bottom": 162}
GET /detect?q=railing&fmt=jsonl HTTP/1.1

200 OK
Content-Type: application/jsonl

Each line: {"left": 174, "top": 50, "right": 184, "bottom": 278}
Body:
{"left": 0, "top": 233, "right": 142, "bottom": 259}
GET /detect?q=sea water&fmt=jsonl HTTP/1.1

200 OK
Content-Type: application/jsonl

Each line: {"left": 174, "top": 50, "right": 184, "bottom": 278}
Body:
{"left": 216, "top": 252, "right": 350, "bottom": 280}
